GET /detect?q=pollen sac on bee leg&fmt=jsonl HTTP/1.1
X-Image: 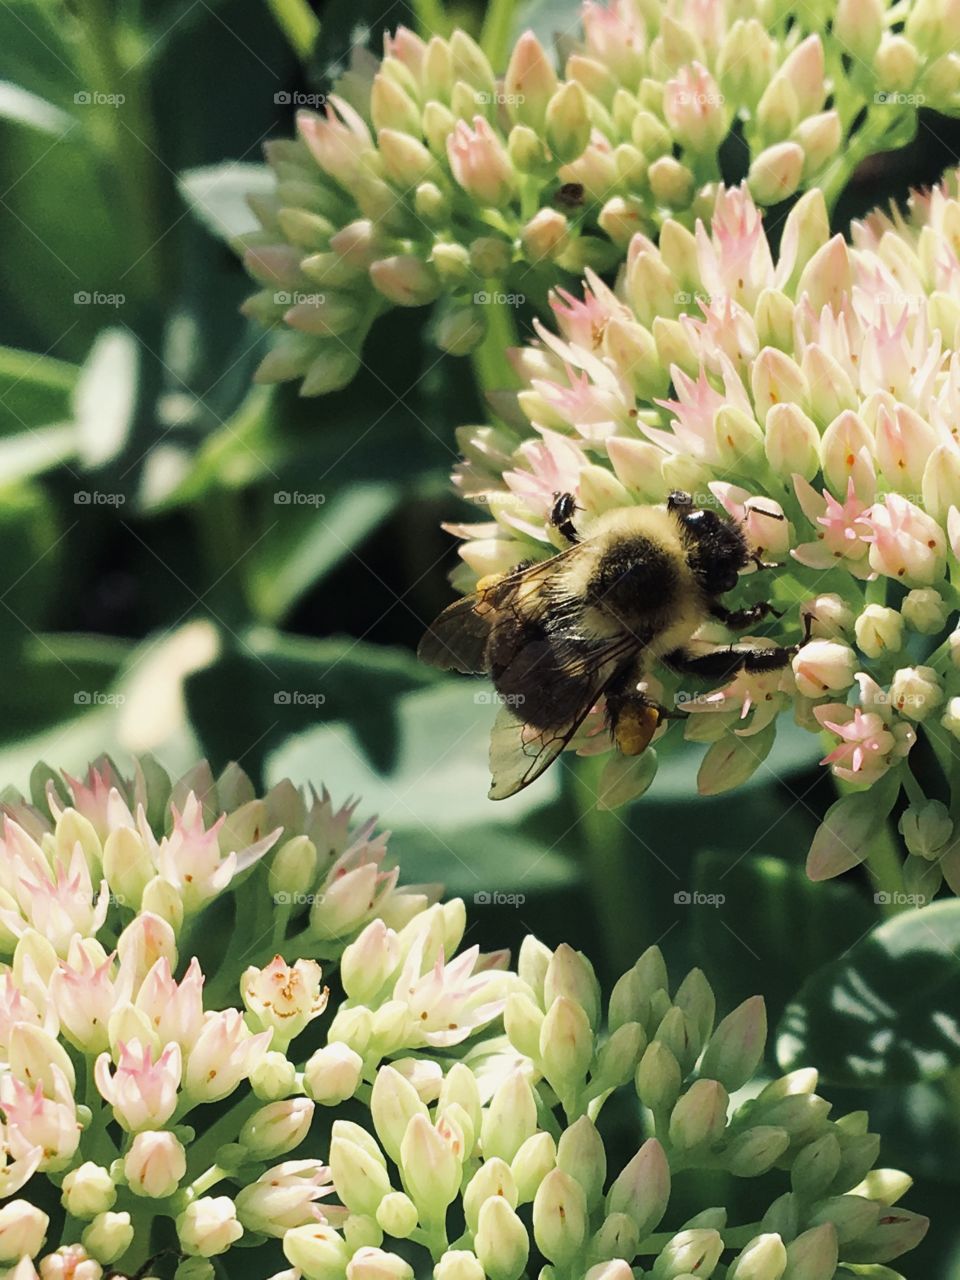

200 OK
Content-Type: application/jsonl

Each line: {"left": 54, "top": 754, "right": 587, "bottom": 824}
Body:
{"left": 612, "top": 701, "right": 662, "bottom": 756}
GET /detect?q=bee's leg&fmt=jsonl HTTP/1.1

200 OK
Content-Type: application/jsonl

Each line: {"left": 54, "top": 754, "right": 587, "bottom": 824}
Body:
{"left": 710, "top": 601, "right": 784, "bottom": 630}
{"left": 664, "top": 643, "right": 796, "bottom": 682}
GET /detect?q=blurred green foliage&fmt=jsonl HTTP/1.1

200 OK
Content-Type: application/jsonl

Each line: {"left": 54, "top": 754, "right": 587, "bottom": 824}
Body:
{"left": 2, "top": 0, "right": 960, "bottom": 1274}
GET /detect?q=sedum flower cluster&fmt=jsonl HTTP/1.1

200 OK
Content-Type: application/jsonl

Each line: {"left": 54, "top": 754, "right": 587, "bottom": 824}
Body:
{"left": 449, "top": 174, "right": 960, "bottom": 888}
{"left": 0, "top": 757, "right": 926, "bottom": 1278}
{"left": 239, "top": 0, "right": 960, "bottom": 394}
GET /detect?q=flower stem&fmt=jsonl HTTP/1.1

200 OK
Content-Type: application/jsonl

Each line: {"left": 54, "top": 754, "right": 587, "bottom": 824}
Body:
{"left": 412, "top": 0, "right": 450, "bottom": 39}
{"left": 480, "top": 0, "right": 518, "bottom": 70}
{"left": 865, "top": 818, "right": 907, "bottom": 917}
{"left": 265, "top": 0, "right": 319, "bottom": 59}
{"left": 569, "top": 755, "right": 652, "bottom": 976}
{"left": 470, "top": 291, "right": 519, "bottom": 397}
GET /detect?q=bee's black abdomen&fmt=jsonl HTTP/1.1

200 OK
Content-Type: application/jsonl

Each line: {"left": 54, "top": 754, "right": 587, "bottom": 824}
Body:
{"left": 487, "top": 614, "right": 593, "bottom": 730}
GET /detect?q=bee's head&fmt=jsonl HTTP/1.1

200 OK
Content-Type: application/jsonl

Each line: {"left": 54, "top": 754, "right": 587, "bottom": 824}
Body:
{"left": 666, "top": 490, "right": 749, "bottom": 596}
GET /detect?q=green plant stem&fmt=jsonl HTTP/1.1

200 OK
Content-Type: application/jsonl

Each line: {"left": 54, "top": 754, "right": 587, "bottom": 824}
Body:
{"left": 412, "top": 0, "right": 450, "bottom": 39}
{"left": 569, "top": 754, "right": 649, "bottom": 976}
{"left": 265, "top": 0, "right": 319, "bottom": 60}
{"left": 470, "top": 293, "right": 520, "bottom": 399}
{"left": 72, "top": 0, "right": 168, "bottom": 300}
{"left": 865, "top": 818, "right": 907, "bottom": 917}
{"left": 479, "top": 0, "right": 517, "bottom": 70}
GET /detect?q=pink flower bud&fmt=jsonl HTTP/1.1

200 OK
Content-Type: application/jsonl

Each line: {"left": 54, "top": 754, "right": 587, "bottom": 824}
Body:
{"left": 504, "top": 32, "right": 558, "bottom": 130}
{"left": 124, "top": 1130, "right": 186, "bottom": 1198}
{"left": 447, "top": 117, "right": 515, "bottom": 206}
{"left": 792, "top": 640, "right": 857, "bottom": 698}
{"left": 94, "top": 1039, "right": 181, "bottom": 1132}
{"left": 748, "top": 142, "right": 804, "bottom": 204}
{"left": 862, "top": 493, "right": 947, "bottom": 584}
{"left": 0, "top": 1199, "right": 47, "bottom": 1262}
{"left": 176, "top": 1196, "right": 242, "bottom": 1258}
{"left": 664, "top": 63, "right": 728, "bottom": 154}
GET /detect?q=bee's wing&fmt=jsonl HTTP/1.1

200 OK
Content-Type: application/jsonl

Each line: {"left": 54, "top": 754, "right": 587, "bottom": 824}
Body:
{"left": 487, "top": 635, "right": 639, "bottom": 800}
{"left": 417, "top": 593, "right": 495, "bottom": 674}
{"left": 418, "top": 545, "right": 585, "bottom": 675}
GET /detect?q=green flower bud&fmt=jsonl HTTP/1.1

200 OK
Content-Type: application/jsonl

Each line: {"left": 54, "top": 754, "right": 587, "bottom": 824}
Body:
{"left": 791, "top": 1132, "right": 842, "bottom": 1198}
{"left": 654, "top": 1006, "right": 699, "bottom": 1074}
{"left": 464, "top": 1158, "right": 518, "bottom": 1232}
{"left": 700, "top": 997, "right": 767, "bottom": 1091}
{"left": 782, "top": 1223, "right": 838, "bottom": 1280}
{"left": 841, "top": 1207, "right": 929, "bottom": 1263}
{"left": 636, "top": 1041, "right": 682, "bottom": 1112}
{"left": 376, "top": 1191, "right": 418, "bottom": 1239}
{"left": 414, "top": 182, "right": 450, "bottom": 224}
{"left": 433, "top": 1250, "right": 485, "bottom": 1280}
{"left": 727, "top": 1233, "right": 787, "bottom": 1280}
{"left": 669, "top": 1080, "right": 729, "bottom": 1150}
{"left": 557, "top": 1116, "right": 606, "bottom": 1208}
{"left": 504, "top": 32, "right": 558, "bottom": 131}
{"left": 899, "top": 800, "right": 954, "bottom": 860}
{"left": 510, "top": 124, "right": 550, "bottom": 176}
{"left": 61, "top": 1163, "right": 117, "bottom": 1219}
{"left": 371, "top": 1066, "right": 428, "bottom": 1164}
{"left": 544, "top": 944, "right": 601, "bottom": 1027}
{"left": 533, "top": 1169, "right": 588, "bottom": 1267}
{"left": 370, "top": 256, "right": 441, "bottom": 307}
{"left": 434, "top": 305, "right": 486, "bottom": 356}
{"left": 748, "top": 142, "right": 804, "bottom": 205}
{"left": 540, "top": 997, "right": 594, "bottom": 1098}
{"left": 593, "top": 1021, "right": 646, "bottom": 1090}
{"left": 652, "top": 1228, "right": 724, "bottom": 1278}
{"left": 251, "top": 1051, "right": 299, "bottom": 1102}
{"left": 725, "top": 1126, "right": 790, "bottom": 1177}
{"left": 240, "top": 1099, "right": 315, "bottom": 1160}
{"left": 605, "top": 1139, "right": 670, "bottom": 1237}
{"left": 423, "top": 101, "right": 458, "bottom": 155}
{"left": 875, "top": 34, "right": 920, "bottom": 92}
{"left": 482, "top": 1071, "right": 538, "bottom": 1162}
{"left": 754, "top": 1093, "right": 831, "bottom": 1144}
{"left": 807, "top": 1195, "right": 880, "bottom": 1244}
{"left": 518, "top": 934, "right": 552, "bottom": 1001}
{"left": 648, "top": 156, "right": 695, "bottom": 208}
{"left": 469, "top": 236, "right": 513, "bottom": 277}
{"left": 761, "top": 1192, "right": 799, "bottom": 1240}
{"left": 82, "top": 1211, "right": 134, "bottom": 1265}
{"left": 545, "top": 82, "right": 592, "bottom": 162}
{"left": 511, "top": 1131, "right": 557, "bottom": 1202}
{"left": 674, "top": 969, "right": 715, "bottom": 1045}
{"left": 852, "top": 1168, "right": 913, "bottom": 1204}
{"left": 475, "top": 1195, "right": 530, "bottom": 1280}
{"left": 504, "top": 991, "right": 545, "bottom": 1059}
{"left": 330, "top": 1134, "right": 392, "bottom": 1216}
{"left": 284, "top": 1223, "right": 352, "bottom": 1278}
{"left": 589, "top": 1212, "right": 639, "bottom": 1264}
{"left": 400, "top": 1115, "right": 462, "bottom": 1224}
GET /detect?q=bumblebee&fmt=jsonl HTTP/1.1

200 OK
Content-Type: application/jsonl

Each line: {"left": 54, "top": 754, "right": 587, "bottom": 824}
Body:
{"left": 418, "top": 491, "right": 792, "bottom": 799}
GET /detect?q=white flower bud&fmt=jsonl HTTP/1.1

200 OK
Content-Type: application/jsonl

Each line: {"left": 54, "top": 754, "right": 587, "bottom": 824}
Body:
{"left": 510, "top": 1131, "right": 557, "bottom": 1202}
{"left": 376, "top": 1191, "right": 418, "bottom": 1238}
{"left": 727, "top": 1232, "right": 787, "bottom": 1280}
{"left": 432, "top": 1251, "right": 485, "bottom": 1280}
{"left": 533, "top": 1169, "right": 587, "bottom": 1267}
{"left": 854, "top": 605, "right": 904, "bottom": 659}
{"left": 800, "top": 595, "right": 855, "bottom": 641}
{"left": 901, "top": 588, "right": 949, "bottom": 635}
{"left": 176, "top": 1197, "right": 242, "bottom": 1257}
{"left": 81, "top": 1212, "right": 134, "bottom": 1266}
{"left": 124, "top": 1130, "right": 187, "bottom": 1199}
{"left": 346, "top": 1247, "right": 413, "bottom": 1280}
{"left": 283, "top": 1224, "right": 351, "bottom": 1277}
{"left": 889, "top": 665, "right": 943, "bottom": 721}
{"left": 61, "top": 1164, "right": 116, "bottom": 1219}
{"left": 0, "top": 1199, "right": 48, "bottom": 1262}
{"left": 250, "top": 1051, "right": 299, "bottom": 1102}
{"left": 791, "top": 640, "right": 857, "bottom": 698}
{"left": 304, "top": 1043, "right": 364, "bottom": 1105}
{"left": 474, "top": 1195, "right": 529, "bottom": 1280}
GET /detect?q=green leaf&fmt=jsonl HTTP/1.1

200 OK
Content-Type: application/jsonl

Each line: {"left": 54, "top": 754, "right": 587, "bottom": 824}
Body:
{"left": 777, "top": 900, "right": 960, "bottom": 1085}
{"left": 0, "top": 344, "right": 77, "bottom": 437}
{"left": 244, "top": 481, "right": 402, "bottom": 622}
{"left": 178, "top": 163, "right": 274, "bottom": 243}
{"left": 185, "top": 632, "right": 439, "bottom": 784}
{"left": 266, "top": 679, "right": 574, "bottom": 896}
{"left": 690, "top": 851, "right": 876, "bottom": 1027}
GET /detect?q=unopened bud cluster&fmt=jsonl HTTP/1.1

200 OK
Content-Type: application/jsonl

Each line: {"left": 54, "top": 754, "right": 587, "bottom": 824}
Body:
{"left": 239, "top": 0, "right": 958, "bottom": 393}
{"left": 0, "top": 758, "right": 925, "bottom": 1277}
{"left": 450, "top": 173, "right": 960, "bottom": 887}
